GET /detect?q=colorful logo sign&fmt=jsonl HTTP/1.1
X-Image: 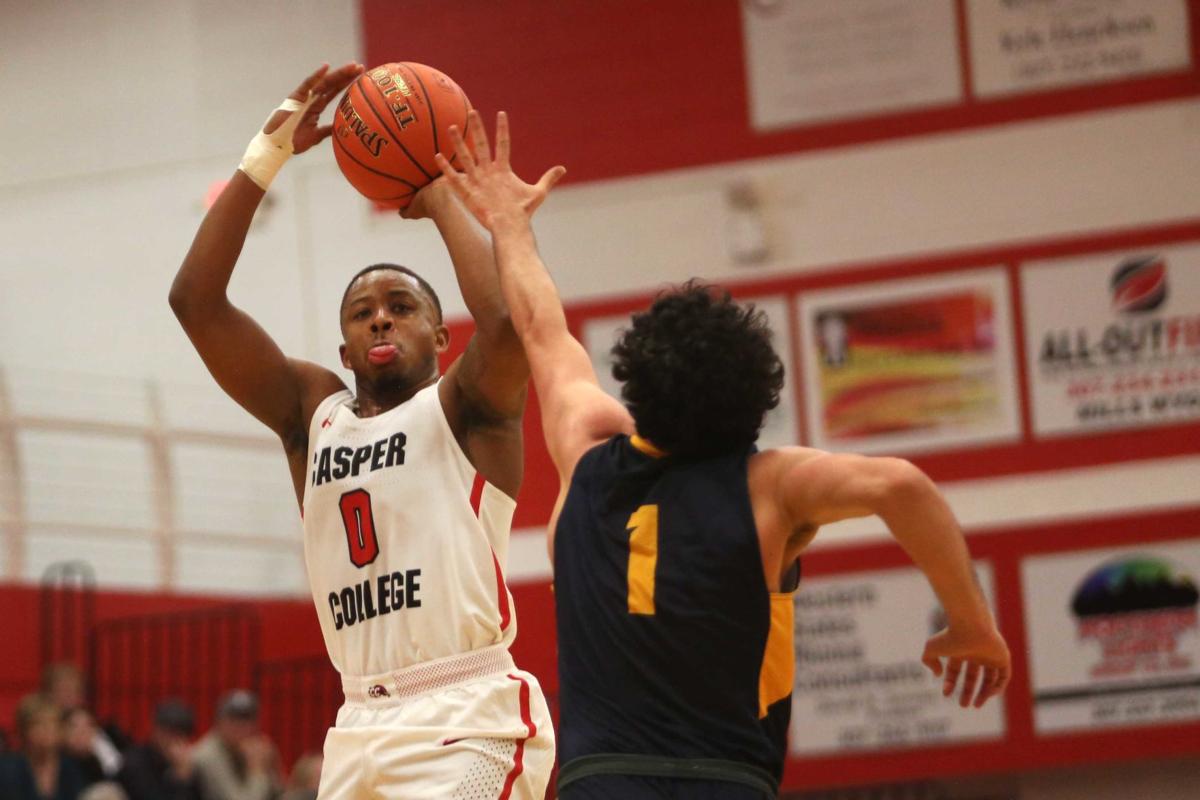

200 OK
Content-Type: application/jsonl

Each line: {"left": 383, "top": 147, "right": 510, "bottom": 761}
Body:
{"left": 1070, "top": 556, "right": 1199, "bottom": 680}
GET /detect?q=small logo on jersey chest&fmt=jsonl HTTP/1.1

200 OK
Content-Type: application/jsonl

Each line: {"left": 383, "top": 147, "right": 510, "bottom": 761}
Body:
{"left": 311, "top": 432, "right": 407, "bottom": 486}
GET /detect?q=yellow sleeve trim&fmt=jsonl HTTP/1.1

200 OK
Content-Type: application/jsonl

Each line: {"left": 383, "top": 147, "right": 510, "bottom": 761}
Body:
{"left": 630, "top": 434, "right": 667, "bottom": 458}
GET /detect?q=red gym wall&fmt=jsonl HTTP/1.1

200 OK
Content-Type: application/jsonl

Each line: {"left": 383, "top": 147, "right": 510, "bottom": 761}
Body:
{"left": 358, "top": 0, "right": 1200, "bottom": 184}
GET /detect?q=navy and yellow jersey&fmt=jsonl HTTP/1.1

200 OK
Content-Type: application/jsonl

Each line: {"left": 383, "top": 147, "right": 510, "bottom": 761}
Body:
{"left": 554, "top": 434, "right": 797, "bottom": 789}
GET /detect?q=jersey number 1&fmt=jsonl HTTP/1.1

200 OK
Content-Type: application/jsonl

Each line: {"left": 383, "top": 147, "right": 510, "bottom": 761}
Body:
{"left": 626, "top": 504, "right": 659, "bottom": 615}
{"left": 340, "top": 489, "right": 380, "bottom": 567}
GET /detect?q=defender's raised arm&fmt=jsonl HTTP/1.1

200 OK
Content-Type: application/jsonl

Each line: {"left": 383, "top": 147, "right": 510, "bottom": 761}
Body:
{"left": 435, "top": 112, "right": 632, "bottom": 484}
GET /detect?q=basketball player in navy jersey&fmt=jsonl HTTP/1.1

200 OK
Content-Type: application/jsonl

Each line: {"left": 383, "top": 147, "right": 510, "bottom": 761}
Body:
{"left": 170, "top": 65, "right": 555, "bottom": 799}
{"left": 437, "top": 111, "right": 1012, "bottom": 799}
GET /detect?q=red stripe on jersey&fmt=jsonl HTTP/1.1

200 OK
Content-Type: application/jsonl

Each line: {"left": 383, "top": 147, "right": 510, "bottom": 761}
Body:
{"left": 469, "top": 473, "right": 485, "bottom": 516}
{"left": 492, "top": 550, "right": 512, "bottom": 632}
{"left": 497, "top": 673, "right": 536, "bottom": 800}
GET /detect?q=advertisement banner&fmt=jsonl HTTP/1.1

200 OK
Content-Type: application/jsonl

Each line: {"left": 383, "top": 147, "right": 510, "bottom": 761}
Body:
{"left": 1020, "top": 243, "right": 1200, "bottom": 436}
{"left": 966, "top": 0, "right": 1193, "bottom": 98}
{"left": 741, "top": 0, "right": 963, "bottom": 131}
{"left": 798, "top": 269, "right": 1021, "bottom": 454}
{"left": 790, "top": 563, "right": 1005, "bottom": 755}
{"left": 581, "top": 295, "right": 799, "bottom": 449}
{"left": 1022, "top": 539, "right": 1200, "bottom": 734}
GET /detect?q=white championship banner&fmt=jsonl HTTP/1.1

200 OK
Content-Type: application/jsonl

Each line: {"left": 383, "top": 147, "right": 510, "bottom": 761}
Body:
{"left": 790, "top": 563, "right": 1005, "bottom": 755}
{"left": 1022, "top": 540, "right": 1200, "bottom": 734}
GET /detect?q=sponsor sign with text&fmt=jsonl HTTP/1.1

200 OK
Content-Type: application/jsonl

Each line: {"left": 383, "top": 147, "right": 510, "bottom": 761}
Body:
{"left": 741, "top": 0, "right": 963, "bottom": 131}
{"left": 966, "top": 0, "right": 1192, "bottom": 98}
{"left": 798, "top": 269, "right": 1021, "bottom": 454}
{"left": 1021, "top": 243, "right": 1200, "bottom": 436}
{"left": 1022, "top": 540, "right": 1200, "bottom": 734}
{"left": 790, "top": 564, "right": 1005, "bottom": 755}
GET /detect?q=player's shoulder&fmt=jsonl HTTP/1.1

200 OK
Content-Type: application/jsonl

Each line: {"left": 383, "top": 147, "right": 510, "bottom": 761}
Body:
{"left": 748, "top": 445, "right": 827, "bottom": 480}
{"left": 285, "top": 359, "right": 348, "bottom": 449}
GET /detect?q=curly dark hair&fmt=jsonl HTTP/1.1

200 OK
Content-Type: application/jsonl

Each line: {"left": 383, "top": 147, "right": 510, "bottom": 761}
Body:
{"left": 611, "top": 281, "right": 784, "bottom": 458}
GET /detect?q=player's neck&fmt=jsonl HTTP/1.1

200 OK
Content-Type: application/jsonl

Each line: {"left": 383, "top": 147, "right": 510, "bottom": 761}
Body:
{"left": 352, "top": 372, "right": 437, "bottom": 417}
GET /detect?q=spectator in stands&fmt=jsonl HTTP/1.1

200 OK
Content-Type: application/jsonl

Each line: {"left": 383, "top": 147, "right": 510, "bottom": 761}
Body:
{"left": 191, "top": 690, "right": 280, "bottom": 800}
{"left": 63, "top": 707, "right": 124, "bottom": 785}
{"left": 0, "top": 693, "right": 86, "bottom": 800}
{"left": 41, "top": 663, "right": 127, "bottom": 761}
{"left": 40, "top": 664, "right": 85, "bottom": 713}
{"left": 117, "top": 699, "right": 196, "bottom": 800}
{"left": 62, "top": 708, "right": 107, "bottom": 786}
{"left": 278, "top": 753, "right": 320, "bottom": 800}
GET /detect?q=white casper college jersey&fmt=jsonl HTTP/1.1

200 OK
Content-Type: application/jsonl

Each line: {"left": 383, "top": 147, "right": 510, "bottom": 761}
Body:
{"left": 301, "top": 382, "right": 518, "bottom": 678}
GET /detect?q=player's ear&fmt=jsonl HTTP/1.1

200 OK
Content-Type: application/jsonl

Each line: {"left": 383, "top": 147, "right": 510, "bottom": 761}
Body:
{"left": 339, "top": 343, "right": 350, "bottom": 369}
{"left": 434, "top": 325, "right": 450, "bottom": 354}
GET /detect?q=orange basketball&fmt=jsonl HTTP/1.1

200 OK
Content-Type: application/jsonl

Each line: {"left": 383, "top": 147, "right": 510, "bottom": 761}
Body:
{"left": 331, "top": 62, "right": 470, "bottom": 209}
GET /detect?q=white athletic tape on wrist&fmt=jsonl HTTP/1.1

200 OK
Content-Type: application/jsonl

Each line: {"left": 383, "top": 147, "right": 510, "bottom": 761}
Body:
{"left": 238, "top": 93, "right": 316, "bottom": 190}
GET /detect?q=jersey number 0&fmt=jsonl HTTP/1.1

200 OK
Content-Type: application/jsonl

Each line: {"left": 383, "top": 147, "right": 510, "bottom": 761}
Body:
{"left": 339, "top": 489, "right": 380, "bottom": 567}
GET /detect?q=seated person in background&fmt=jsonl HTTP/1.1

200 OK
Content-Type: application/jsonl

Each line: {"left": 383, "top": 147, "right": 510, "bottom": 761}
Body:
{"left": 41, "top": 663, "right": 128, "bottom": 761}
{"left": 191, "top": 690, "right": 280, "bottom": 800}
{"left": 279, "top": 753, "right": 321, "bottom": 800}
{"left": 62, "top": 709, "right": 115, "bottom": 786}
{"left": 117, "top": 699, "right": 196, "bottom": 800}
{"left": 39, "top": 664, "right": 85, "bottom": 714}
{"left": 0, "top": 693, "right": 86, "bottom": 800}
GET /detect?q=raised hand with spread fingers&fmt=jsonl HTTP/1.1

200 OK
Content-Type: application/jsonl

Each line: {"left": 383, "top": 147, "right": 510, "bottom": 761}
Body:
{"left": 435, "top": 110, "right": 566, "bottom": 231}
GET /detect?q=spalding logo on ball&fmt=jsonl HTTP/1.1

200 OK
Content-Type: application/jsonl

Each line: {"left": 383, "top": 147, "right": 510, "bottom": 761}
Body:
{"left": 332, "top": 63, "right": 470, "bottom": 209}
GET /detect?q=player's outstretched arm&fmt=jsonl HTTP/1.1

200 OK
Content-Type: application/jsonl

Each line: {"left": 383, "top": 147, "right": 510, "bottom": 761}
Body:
{"left": 170, "top": 63, "right": 361, "bottom": 444}
{"left": 405, "top": 181, "right": 530, "bottom": 429}
{"left": 775, "top": 449, "right": 1011, "bottom": 708}
{"left": 434, "top": 111, "right": 632, "bottom": 479}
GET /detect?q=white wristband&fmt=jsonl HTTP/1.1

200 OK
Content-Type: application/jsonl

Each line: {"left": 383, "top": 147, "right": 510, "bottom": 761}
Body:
{"left": 238, "top": 94, "right": 316, "bottom": 190}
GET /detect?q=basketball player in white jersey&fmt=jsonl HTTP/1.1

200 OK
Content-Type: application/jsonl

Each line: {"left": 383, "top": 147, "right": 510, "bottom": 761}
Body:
{"left": 169, "top": 64, "right": 553, "bottom": 799}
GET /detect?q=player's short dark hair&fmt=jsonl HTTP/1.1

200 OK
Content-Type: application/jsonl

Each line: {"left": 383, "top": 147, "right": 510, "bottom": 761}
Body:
{"left": 611, "top": 281, "right": 784, "bottom": 459}
{"left": 340, "top": 263, "right": 443, "bottom": 323}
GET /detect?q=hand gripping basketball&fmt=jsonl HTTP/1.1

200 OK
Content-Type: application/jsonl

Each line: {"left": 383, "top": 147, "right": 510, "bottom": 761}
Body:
{"left": 239, "top": 62, "right": 364, "bottom": 190}
{"left": 239, "top": 95, "right": 316, "bottom": 190}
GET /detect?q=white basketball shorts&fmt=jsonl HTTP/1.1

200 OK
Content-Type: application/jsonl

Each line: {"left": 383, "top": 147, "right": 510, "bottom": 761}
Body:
{"left": 318, "top": 645, "right": 554, "bottom": 800}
